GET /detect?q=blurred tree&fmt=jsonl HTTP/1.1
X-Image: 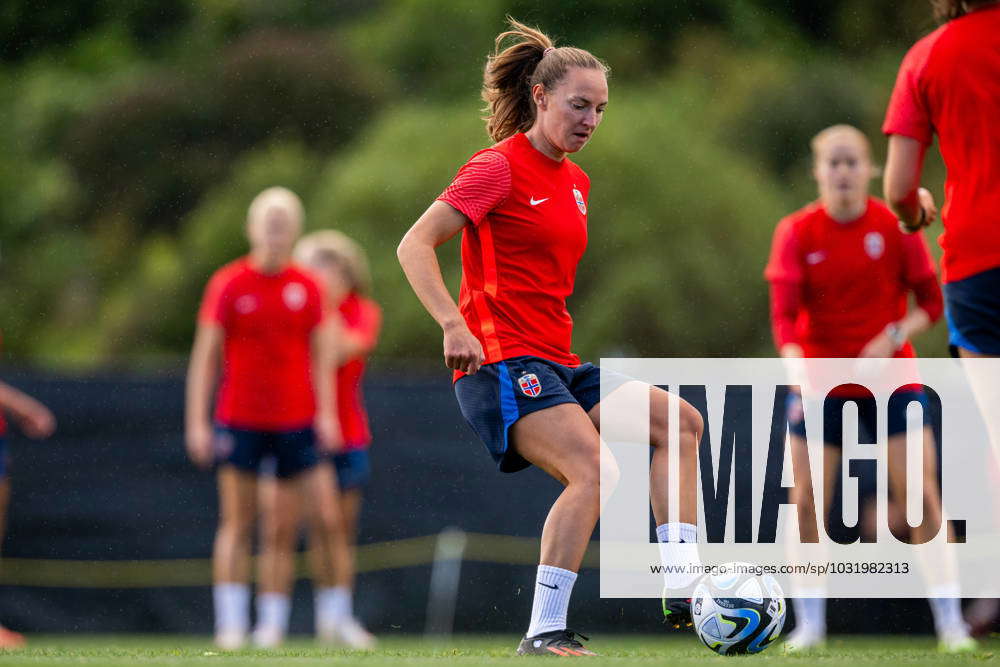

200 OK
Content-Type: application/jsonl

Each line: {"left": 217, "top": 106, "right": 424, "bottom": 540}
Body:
{"left": 0, "top": 0, "right": 952, "bottom": 366}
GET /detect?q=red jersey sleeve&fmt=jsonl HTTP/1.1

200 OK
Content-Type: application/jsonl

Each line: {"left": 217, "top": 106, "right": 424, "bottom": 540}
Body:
{"left": 901, "top": 230, "right": 937, "bottom": 283}
{"left": 437, "top": 150, "right": 512, "bottom": 225}
{"left": 882, "top": 36, "right": 936, "bottom": 145}
{"left": 901, "top": 232, "right": 943, "bottom": 322}
{"left": 769, "top": 281, "right": 802, "bottom": 350}
{"left": 305, "top": 279, "right": 325, "bottom": 331}
{"left": 354, "top": 300, "right": 382, "bottom": 350}
{"left": 197, "top": 270, "right": 231, "bottom": 327}
{"left": 764, "top": 216, "right": 804, "bottom": 283}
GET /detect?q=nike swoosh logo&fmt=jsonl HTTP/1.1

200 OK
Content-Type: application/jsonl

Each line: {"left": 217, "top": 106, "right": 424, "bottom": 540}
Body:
{"left": 538, "top": 582, "right": 559, "bottom": 590}
{"left": 530, "top": 197, "right": 549, "bottom": 206}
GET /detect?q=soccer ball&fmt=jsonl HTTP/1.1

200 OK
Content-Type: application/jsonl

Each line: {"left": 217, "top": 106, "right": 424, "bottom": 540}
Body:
{"left": 691, "top": 564, "right": 785, "bottom": 655}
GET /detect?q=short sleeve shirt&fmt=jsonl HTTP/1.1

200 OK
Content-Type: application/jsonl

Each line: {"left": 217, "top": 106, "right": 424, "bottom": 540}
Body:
{"left": 764, "top": 198, "right": 937, "bottom": 358}
{"left": 198, "top": 257, "right": 325, "bottom": 430}
{"left": 437, "top": 132, "right": 590, "bottom": 377}
{"left": 883, "top": 5, "right": 1000, "bottom": 282}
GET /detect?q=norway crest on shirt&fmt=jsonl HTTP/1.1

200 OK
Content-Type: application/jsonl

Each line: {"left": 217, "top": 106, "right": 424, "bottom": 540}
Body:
{"left": 572, "top": 187, "right": 586, "bottom": 215}
{"left": 518, "top": 373, "right": 542, "bottom": 398}
{"left": 283, "top": 282, "right": 307, "bottom": 311}
{"left": 864, "top": 231, "right": 885, "bottom": 260}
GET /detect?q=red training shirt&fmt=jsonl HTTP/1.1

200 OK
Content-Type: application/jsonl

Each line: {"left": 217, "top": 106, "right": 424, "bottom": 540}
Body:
{"left": 198, "top": 257, "right": 325, "bottom": 431}
{"left": 764, "top": 198, "right": 942, "bottom": 358}
{"left": 438, "top": 132, "right": 590, "bottom": 377}
{"left": 334, "top": 292, "right": 381, "bottom": 450}
{"left": 882, "top": 4, "right": 1000, "bottom": 283}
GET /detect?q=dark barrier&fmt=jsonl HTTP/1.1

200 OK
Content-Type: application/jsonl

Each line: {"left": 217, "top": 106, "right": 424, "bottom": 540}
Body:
{"left": 0, "top": 370, "right": 936, "bottom": 635}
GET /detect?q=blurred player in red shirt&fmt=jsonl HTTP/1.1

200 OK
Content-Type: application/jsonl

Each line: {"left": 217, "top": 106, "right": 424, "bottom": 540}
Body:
{"left": 766, "top": 125, "right": 973, "bottom": 652}
{"left": 883, "top": 0, "right": 1000, "bottom": 637}
{"left": 397, "top": 19, "right": 704, "bottom": 656}
{"left": 256, "top": 230, "right": 381, "bottom": 648}
{"left": 0, "top": 346, "right": 55, "bottom": 648}
{"left": 185, "top": 187, "right": 346, "bottom": 650}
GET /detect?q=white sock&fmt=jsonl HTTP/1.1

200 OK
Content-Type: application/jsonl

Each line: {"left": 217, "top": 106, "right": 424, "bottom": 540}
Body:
{"left": 656, "top": 523, "right": 700, "bottom": 590}
{"left": 255, "top": 593, "right": 291, "bottom": 635}
{"left": 214, "top": 583, "right": 250, "bottom": 635}
{"left": 316, "top": 586, "right": 352, "bottom": 627}
{"left": 792, "top": 589, "right": 826, "bottom": 636}
{"left": 526, "top": 565, "right": 577, "bottom": 638}
{"left": 928, "top": 584, "right": 967, "bottom": 638}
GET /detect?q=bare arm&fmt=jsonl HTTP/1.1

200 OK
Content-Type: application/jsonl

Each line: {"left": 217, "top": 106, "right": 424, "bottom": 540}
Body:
{"left": 884, "top": 135, "right": 938, "bottom": 232}
{"left": 397, "top": 201, "right": 485, "bottom": 374}
{"left": 312, "top": 317, "right": 341, "bottom": 453}
{"left": 858, "top": 307, "right": 932, "bottom": 359}
{"left": 184, "top": 323, "right": 223, "bottom": 468}
{"left": 338, "top": 329, "right": 374, "bottom": 363}
{"left": 0, "top": 381, "right": 55, "bottom": 439}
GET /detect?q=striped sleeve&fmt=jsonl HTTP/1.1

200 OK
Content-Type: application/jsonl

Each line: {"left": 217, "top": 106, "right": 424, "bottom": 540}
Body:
{"left": 437, "top": 150, "right": 511, "bottom": 225}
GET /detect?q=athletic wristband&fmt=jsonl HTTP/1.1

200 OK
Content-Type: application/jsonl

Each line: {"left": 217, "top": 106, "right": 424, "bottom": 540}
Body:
{"left": 898, "top": 206, "right": 925, "bottom": 234}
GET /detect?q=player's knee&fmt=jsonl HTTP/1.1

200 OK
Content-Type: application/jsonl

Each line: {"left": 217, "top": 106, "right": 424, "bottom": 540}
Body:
{"left": 308, "top": 505, "right": 344, "bottom": 539}
{"left": 679, "top": 401, "right": 704, "bottom": 448}
{"left": 261, "top": 515, "right": 298, "bottom": 548}
{"left": 650, "top": 396, "right": 703, "bottom": 451}
{"left": 600, "top": 451, "right": 621, "bottom": 495}
{"left": 567, "top": 448, "right": 603, "bottom": 496}
{"left": 218, "top": 514, "right": 255, "bottom": 543}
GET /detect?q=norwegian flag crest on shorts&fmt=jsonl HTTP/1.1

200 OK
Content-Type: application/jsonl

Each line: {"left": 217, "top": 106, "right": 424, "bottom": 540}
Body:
{"left": 517, "top": 373, "right": 542, "bottom": 398}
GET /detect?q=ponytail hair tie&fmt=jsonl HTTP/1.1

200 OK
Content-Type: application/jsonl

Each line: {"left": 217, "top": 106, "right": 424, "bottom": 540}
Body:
{"left": 543, "top": 46, "right": 556, "bottom": 57}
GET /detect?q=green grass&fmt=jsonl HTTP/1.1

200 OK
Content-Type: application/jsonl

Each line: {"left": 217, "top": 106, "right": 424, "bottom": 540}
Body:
{"left": 2, "top": 634, "right": 996, "bottom": 666}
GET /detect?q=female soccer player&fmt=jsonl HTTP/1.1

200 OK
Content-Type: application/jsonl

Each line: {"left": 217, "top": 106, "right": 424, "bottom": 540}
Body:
{"left": 883, "top": 0, "right": 1000, "bottom": 635}
{"left": 256, "top": 230, "right": 381, "bottom": 648}
{"left": 185, "top": 187, "right": 344, "bottom": 650}
{"left": 765, "top": 125, "right": 974, "bottom": 653}
{"left": 397, "top": 19, "right": 703, "bottom": 656}
{"left": 0, "top": 371, "right": 55, "bottom": 648}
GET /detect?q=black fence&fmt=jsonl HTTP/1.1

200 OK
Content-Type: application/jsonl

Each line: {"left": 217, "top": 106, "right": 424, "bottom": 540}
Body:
{"left": 0, "top": 370, "right": 939, "bottom": 635}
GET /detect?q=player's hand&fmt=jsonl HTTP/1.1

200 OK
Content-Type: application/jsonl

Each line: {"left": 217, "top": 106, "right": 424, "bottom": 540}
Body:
{"left": 917, "top": 187, "right": 937, "bottom": 227}
{"left": 185, "top": 421, "right": 215, "bottom": 469}
{"left": 443, "top": 322, "right": 485, "bottom": 375}
{"left": 18, "top": 403, "right": 55, "bottom": 439}
{"left": 315, "top": 410, "right": 343, "bottom": 454}
{"left": 859, "top": 332, "right": 896, "bottom": 359}
{"left": 900, "top": 187, "right": 937, "bottom": 233}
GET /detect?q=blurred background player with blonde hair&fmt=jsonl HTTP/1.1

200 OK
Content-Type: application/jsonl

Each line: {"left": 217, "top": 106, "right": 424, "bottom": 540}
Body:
{"left": 765, "top": 125, "right": 973, "bottom": 653}
{"left": 300, "top": 230, "right": 381, "bottom": 647}
{"left": 255, "top": 229, "right": 381, "bottom": 648}
{"left": 185, "top": 187, "right": 345, "bottom": 649}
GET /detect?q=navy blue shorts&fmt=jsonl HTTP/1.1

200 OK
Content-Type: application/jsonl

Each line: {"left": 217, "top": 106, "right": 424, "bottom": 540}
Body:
{"left": 787, "top": 390, "right": 930, "bottom": 446}
{"left": 944, "top": 265, "right": 1000, "bottom": 356}
{"left": 455, "top": 356, "right": 606, "bottom": 473}
{"left": 0, "top": 438, "right": 7, "bottom": 478}
{"left": 214, "top": 425, "right": 317, "bottom": 479}
{"left": 330, "top": 449, "right": 371, "bottom": 490}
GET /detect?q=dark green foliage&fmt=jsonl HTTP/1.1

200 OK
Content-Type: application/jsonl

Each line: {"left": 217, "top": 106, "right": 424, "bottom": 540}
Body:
{"left": 0, "top": 2, "right": 948, "bottom": 366}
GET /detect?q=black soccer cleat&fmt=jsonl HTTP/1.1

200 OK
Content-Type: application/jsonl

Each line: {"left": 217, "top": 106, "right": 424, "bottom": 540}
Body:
{"left": 662, "top": 596, "right": 693, "bottom": 630}
{"left": 517, "top": 629, "right": 597, "bottom": 656}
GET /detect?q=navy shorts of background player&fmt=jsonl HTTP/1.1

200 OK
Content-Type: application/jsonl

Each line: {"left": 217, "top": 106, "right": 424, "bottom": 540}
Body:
{"left": 455, "top": 355, "right": 629, "bottom": 473}
{"left": 787, "top": 389, "right": 931, "bottom": 446}
{"left": 213, "top": 425, "right": 317, "bottom": 478}
{"left": 330, "top": 449, "right": 371, "bottom": 490}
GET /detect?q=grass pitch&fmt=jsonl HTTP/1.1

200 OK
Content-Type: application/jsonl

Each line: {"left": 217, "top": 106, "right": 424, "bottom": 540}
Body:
{"left": 3, "top": 634, "right": 996, "bottom": 665}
